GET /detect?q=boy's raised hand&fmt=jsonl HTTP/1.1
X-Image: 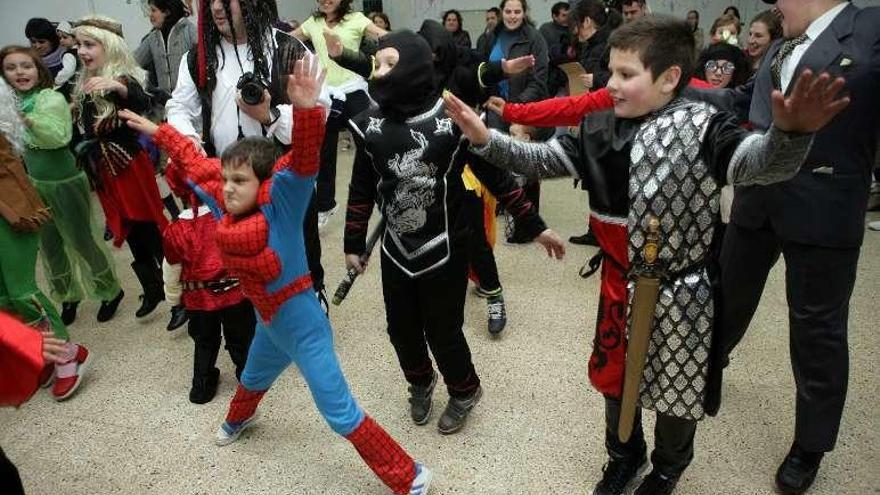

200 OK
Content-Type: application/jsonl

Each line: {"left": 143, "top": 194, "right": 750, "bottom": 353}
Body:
{"left": 772, "top": 69, "right": 849, "bottom": 133}
{"left": 288, "top": 52, "right": 327, "bottom": 109}
{"left": 443, "top": 92, "right": 490, "bottom": 146}
{"left": 118, "top": 109, "right": 159, "bottom": 136}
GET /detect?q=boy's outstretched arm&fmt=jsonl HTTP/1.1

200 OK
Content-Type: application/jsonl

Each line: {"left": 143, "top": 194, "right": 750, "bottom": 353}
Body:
{"left": 717, "top": 70, "right": 849, "bottom": 186}
{"left": 444, "top": 92, "right": 582, "bottom": 181}
{"left": 120, "top": 109, "right": 224, "bottom": 206}
{"left": 487, "top": 89, "right": 614, "bottom": 128}
{"left": 274, "top": 53, "right": 328, "bottom": 177}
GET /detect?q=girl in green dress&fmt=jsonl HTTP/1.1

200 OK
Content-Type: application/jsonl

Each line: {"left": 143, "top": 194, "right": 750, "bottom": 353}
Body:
{"left": 1, "top": 45, "right": 123, "bottom": 325}
{"left": 0, "top": 75, "right": 91, "bottom": 401}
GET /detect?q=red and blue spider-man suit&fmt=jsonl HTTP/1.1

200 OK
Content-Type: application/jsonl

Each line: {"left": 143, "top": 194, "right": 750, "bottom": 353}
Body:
{"left": 153, "top": 108, "right": 419, "bottom": 495}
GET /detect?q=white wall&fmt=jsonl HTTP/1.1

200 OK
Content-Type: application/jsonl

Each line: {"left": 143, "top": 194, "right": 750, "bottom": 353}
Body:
{"left": 0, "top": 0, "right": 153, "bottom": 50}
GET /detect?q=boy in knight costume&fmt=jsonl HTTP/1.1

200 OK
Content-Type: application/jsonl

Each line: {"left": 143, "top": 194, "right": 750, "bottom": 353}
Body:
{"left": 121, "top": 53, "right": 432, "bottom": 495}
{"left": 444, "top": 16, "right": 848, "bottom": 495}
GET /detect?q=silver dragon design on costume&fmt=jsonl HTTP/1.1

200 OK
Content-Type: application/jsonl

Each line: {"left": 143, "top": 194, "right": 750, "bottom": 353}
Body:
{"left": 386, "top": 129, "right": 438, "bottom": 234}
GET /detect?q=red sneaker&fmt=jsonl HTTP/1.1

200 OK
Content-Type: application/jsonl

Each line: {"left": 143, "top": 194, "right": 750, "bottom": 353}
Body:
{"left": 51, "top": 345, "right": 91, "bottom": 401}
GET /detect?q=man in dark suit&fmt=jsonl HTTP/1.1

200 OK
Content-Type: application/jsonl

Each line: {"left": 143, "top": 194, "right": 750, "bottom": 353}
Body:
{"left": 717, "top": 1, "right": 880, "bottom": 493}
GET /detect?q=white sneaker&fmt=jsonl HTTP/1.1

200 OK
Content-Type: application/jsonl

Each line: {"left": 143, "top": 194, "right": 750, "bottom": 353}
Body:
{"left": 317, "top": 205, "right": 339, "bottom": 231}
{"left": 215, "top": 411, "right": 259, "bottom": 446}
{"left": 409, "top": 462, "right": 433, "bottom": 495}
{"left": 868, "top": 220, "right": 880, "bottom": 231}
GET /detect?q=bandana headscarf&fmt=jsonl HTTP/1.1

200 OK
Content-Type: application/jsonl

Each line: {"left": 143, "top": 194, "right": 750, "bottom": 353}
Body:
{"left": 368, "top": 30, "right": 436, "bottom": 121}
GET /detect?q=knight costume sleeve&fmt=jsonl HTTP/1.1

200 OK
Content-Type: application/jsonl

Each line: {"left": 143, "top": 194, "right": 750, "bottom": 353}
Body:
{"left": 471, "top": 129, "right": 584, "bottom": 181}
{"left": 700, "top": 112, "right": 814, "bottom": 187}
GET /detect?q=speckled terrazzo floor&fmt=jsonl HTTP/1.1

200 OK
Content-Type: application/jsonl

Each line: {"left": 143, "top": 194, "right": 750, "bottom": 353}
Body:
{"left": 2, "top": 146, "right": 878, "bottom": 495}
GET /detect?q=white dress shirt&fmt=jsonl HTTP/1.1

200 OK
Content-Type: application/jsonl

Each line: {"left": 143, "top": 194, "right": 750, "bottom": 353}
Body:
{"left": 780, "top": 1, "right": 849, "bottom": 93}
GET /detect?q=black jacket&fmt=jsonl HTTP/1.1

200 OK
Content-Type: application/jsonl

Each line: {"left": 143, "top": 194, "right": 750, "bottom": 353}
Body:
{"left": 733, "top": 4, "right": 880, "bottom": 248}
{"left": 577, "top": 26, "right": 611, "bottom": 90}
{"left": 478, "top": 23, "right": 549, "bottom": 104}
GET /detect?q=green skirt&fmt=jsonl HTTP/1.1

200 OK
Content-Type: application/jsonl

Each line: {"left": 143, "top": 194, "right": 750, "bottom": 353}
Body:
{"left": 31, "top": 171, "right": 121, "bottom": 302}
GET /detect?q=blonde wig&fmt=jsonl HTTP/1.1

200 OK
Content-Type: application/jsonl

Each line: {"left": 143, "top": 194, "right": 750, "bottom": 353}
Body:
{"left": 71, "top": 16, "right": 146, "bottom": 127}
{"left": 0, "top": 77, "right": 25, "bottom": 155}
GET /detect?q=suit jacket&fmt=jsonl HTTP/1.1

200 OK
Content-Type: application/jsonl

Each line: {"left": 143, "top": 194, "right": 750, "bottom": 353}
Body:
{"left": 732, "top": 4, "right": 880, "bottom": 248}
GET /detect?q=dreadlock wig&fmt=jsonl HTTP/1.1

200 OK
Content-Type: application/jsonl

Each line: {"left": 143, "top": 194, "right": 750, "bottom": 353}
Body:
{"left": 196, "top": 0, "right": 278, "bottom": 93}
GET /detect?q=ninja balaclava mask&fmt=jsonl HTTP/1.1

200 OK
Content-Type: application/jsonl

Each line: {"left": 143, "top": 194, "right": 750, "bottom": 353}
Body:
{"left": 368, "top": 30, "right": 437, "bottom": 121}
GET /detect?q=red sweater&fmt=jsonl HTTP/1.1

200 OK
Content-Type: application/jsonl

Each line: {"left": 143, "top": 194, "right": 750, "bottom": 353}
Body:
{"left": 501, "top": 79, "right": 715, "bottom": 127}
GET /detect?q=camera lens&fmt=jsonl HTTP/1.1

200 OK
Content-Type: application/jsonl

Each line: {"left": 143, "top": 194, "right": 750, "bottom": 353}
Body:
{"left": 241, "top": 82, "right": 264, "bottom": 105}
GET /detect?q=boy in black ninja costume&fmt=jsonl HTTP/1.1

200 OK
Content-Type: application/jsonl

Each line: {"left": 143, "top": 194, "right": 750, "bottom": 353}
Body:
{"left": 343, "top": 31, "right": 565, "bottom": 434}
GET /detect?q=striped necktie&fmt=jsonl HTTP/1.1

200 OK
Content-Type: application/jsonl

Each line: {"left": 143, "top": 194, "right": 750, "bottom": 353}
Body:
{"left": 771, "top": 34, "right": 809, "bottom": 90}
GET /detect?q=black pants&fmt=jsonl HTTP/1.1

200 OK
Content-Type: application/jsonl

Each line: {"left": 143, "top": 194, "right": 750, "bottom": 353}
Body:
{"left": 126, "top": 221, "right": 163, "bottom": 266}
{"left": 719, "top": 222, "right": 858, "bottom": 452}
{"left": 464, "top": 190, "right": 501, "bottom": 292}
{"left": 316, "top": 90, "right": 371, "bottom": 212}
{"left": 188, "top": 300, "right": 256, "bottom": 381}
{"left": 304, "top": 189, "right": 324, "bottom": 291}
{"left": 604, "top": 396, "right": 697, "bottom": 478}
{"left": 0, "top": 446, "right": 24, "bottom": 495}
{"left": 381, "top": 252, "right": 480, "bottom": 399}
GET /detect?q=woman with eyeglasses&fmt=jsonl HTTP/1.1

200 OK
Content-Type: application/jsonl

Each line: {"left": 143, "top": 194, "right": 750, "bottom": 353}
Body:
{"left": 695, "top": 41, "right": 749, "bottom": 89}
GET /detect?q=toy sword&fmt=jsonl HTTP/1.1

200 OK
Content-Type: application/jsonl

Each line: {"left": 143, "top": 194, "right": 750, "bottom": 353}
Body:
{"left": 332, "top": 218, "right": 386, "bottom": 306}
{"left": 618, "top": 216, "right": 662, "bottom": 443}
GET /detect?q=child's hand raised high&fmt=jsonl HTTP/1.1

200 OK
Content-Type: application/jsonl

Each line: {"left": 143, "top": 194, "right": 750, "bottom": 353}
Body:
{"left": 287, "top": 53, "right": 327, "bottom": 110}
{"left": 118, "top": 109, "right": 159, "bottom": 136}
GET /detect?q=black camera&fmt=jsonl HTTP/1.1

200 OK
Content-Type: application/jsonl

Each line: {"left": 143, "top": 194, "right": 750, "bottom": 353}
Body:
{"left": 236, "top": 72, "right": 269, "bottom": 105}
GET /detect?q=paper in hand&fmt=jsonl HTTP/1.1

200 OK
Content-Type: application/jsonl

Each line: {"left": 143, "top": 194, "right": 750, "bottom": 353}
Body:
{"left": 559, "top": 61, "right": 589, "bottom": 96}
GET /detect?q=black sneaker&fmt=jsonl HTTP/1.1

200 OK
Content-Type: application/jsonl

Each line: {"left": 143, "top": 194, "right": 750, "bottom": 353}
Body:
{"left": 408, "top": 371, "right": 437, "bottom": 425}
{"left": 61, "top": 301, "right": 80, "bottom": 325}
{"left": 437, "top": 386, "right": 482, "bottom": 435}
{"left": 633, "top": 470, "right": 679, "bottom": 495}
{"left": 97, "top": 290, "right": 124, "bottom": 322}
{"left": 189, "top": 368, "right": 220, "bottom": 404}
{"left": 775, "top": 443, "right": 823, "bottom": 495}
{"left": 487, "top": 295, "right": 507, "bottom": 335}
{"left": 570, "top": 231, "right": 599, "bottom": 246}
{"left": 591, "top": 453, "right": 649, "bottom": 495}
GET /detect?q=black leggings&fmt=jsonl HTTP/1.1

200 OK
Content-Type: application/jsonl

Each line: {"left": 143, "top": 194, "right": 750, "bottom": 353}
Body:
{"left": 126, "top": 221, "right": 163, "bottom": 266}
{"left": 188, "top": 300, "right": 256, "bottom": 381}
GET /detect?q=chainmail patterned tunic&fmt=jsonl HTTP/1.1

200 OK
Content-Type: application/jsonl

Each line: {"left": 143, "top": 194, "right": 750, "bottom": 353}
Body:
{"left": 629, "top": 100, "right": 719, "bottom": 421}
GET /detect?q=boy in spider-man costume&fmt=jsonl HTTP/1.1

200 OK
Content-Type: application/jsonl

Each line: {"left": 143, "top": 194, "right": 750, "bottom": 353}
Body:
{"left": 120, "top": 54, "right": 432, "bottom": 495}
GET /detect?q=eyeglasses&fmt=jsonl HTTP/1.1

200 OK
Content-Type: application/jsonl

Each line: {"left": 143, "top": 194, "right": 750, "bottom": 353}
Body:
{"left": 705, "top": 60, "right": 736, "bottom": 75}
